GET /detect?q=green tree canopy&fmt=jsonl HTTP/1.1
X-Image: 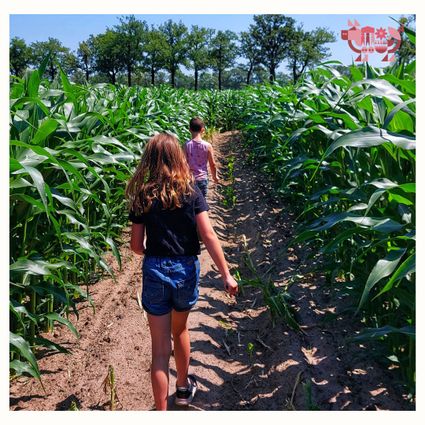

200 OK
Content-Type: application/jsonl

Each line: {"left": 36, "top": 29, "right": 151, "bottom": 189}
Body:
{"left": 77, "top": 40, "right": 95, "bottom": 83}
{"left": 159, "top": 20, "right": 189, "bottom": 88}
{"left": 210, "top": 30, "right": 238, "bottom": 90}
{"left": 187, "top": 25, "right": 215, "bottom": 90}
{"left": 91, "top": 30, "right": 124, "bottom": 84}
{"left": 240, "top": 30, "right": 263, "bottom": 85}
{"left": 10, "top": 37, "right": 31, "bottom": 77}
{"left": 30, "top": 37, "right": 72, "bottom": 80}
{"left": 287, "top": 26, "right": 335, "bottom": 83}
{"left": 143, "top": 26, "right": 169, "bottom": 86}
{"left": 250, "top": 14, "right": 296, "bottom": 82}
{"left": 114, "top": 15, "right": 148, "bottom": 86}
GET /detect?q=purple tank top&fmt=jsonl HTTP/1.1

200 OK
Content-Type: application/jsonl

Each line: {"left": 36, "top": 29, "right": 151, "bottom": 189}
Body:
{"left": 184, "top": 139, "right": 210, "bottom": 181}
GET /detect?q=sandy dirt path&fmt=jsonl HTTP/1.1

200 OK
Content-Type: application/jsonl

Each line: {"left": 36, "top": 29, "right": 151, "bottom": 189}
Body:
{"left": 9, "top": 131, "right": 413, "bottom": 411}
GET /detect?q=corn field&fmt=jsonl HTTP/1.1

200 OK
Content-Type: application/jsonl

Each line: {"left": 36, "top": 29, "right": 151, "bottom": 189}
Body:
{"left": 236, "top": 58, "right": 416, "bottom": 390}
{"left": 10, "top": 40, "right": 415, "bottom": 396}
{"left": 9, "top": 60, "right": 237, "bottom": 382}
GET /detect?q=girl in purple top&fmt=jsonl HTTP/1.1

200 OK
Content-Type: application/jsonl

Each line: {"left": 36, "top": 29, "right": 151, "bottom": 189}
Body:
{"left": 184, "top": 117, "right": 218, "bottom": 198}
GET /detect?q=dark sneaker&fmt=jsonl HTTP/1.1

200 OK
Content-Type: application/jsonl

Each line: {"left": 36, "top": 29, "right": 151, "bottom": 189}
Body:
{"left": 175, "top": 375, "right": 198, "bottom": 406}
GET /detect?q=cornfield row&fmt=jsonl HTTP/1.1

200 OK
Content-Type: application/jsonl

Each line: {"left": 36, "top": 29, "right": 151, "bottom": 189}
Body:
{"left": 10, "top": 40, "right": 415, "bottom": 395}
{"left": 9, "top": 60, "right": 237, "bottom": 383}
{"left": 235, "top": 57, "right": 415, "bottom": 392}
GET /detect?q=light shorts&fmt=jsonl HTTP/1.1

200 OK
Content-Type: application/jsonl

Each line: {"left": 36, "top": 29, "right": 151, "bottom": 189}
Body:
{"left": 142, "top": 255, "right": 200, "bottom": 316}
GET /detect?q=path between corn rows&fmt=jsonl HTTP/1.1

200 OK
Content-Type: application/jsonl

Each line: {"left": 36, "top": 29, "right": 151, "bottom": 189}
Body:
{"left": 10, "top": 131, "right": 413, "bottom": 411}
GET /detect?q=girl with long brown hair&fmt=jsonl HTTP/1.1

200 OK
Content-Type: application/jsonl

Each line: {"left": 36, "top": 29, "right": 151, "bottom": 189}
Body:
{"left": 126, "top": 133, "right": 238, "bottom": 410}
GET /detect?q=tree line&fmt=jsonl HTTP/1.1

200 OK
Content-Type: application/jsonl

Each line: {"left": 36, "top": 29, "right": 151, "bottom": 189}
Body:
{"left": 11, "top": 14, "right": 338, "bottom": 89}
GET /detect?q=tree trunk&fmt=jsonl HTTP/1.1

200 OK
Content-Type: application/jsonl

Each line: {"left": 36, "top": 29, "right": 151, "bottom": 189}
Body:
{"left": 127, "top": 65, "right": 132, "bottom": 87}
{"left": 292, "top": 61, "right": 297, "bottom": 83}
{"left": 269, "top": 65, "right": 276, "bottom": 83}
{"left": 194, "top": 68, "right": 199, "bottom": 91}
{"left": 246, "top": 63, "right": 254, "bottom": 85}
{"left": 218, "top": 69, "right": 222, "bottom": 90}
{"left": 49, "top": 63, "right": 55, "bottom": 81}
{"left": 171, "top": 69, "right": 176, "bottom": 88}
{"left": 151, "top": 66, "right": 155, "bottom": 86}
{"left": 85, "top": 69, "right": 90, "bottom": 83}
{"left": 111, "top": 71, "right": 116, "bottom": 85}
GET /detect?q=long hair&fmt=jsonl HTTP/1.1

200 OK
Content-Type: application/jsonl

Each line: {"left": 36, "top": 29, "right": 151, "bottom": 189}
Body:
{"left": 126, "top": 133, "right": 194, "bottom": 214}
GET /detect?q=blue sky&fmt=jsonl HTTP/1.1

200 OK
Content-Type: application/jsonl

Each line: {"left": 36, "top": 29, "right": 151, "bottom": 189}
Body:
{"left": 10, "top": 14, "right": 409, "bottom": 70}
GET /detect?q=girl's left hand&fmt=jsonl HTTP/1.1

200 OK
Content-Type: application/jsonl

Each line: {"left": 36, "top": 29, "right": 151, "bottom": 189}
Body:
{"left": 223, "top": 275, "right": 238, "bottom": 297}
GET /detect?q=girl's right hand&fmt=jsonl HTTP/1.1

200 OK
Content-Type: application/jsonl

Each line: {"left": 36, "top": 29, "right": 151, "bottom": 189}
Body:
{"left": 223, "top": 275, "right": 238, "bottom": 297}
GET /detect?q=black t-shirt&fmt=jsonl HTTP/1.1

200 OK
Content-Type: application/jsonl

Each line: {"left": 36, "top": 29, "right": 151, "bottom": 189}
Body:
{"left": 128, "top": 185, "right": 209, "bottom": 256}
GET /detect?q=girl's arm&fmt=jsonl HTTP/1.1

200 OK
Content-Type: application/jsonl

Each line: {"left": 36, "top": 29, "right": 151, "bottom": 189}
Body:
{"left": 207, "top": 146, "right": 219, "bottom": 183}
{"left": 130, "top": 223, "right": 145, "bottom": 255}
{"left": 195, "top": 211, "right": 238, "bottom": 296}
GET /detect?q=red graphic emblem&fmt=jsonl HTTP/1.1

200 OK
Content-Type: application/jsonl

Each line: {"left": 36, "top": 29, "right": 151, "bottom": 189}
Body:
{"left": 341, "top": 19, "right": 404, "bottom": 62}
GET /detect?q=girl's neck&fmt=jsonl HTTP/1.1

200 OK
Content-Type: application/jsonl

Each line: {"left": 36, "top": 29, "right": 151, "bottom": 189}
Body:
{"left": 191, "top": 134, "right": 203, "bottom": 141}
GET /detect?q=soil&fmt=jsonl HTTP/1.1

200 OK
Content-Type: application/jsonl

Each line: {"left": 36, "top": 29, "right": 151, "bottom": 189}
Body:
{"left": 9, "top": 131, "right": 414, "bottom": 411}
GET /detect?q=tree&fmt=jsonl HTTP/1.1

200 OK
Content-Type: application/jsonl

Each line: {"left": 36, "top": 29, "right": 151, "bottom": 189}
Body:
{"left": 210, "top": 30, "right": 238, "bottom": 90}
{"left": 62, "top": 51, "right": 80, "bottom": 77}
{"left": 250, "top": 15, "right": 296, "bottom": 82}
{"left": 222, "top": 65, "right": 247, "bottom": 89}
{"left": 175, "top": 69, "right": 193, "bottom": 89}
{"left": 143, "top": 26, "right": 168, "bottom": 86}
{"left": 187, "top": 25, "right": 214, "bottom": 90}
{"left": 159, "top": 20, "right": 189, "bottom": 88}
{"left": 91, "top": 30, "right": 124, "bottom": 84}
{"left": 77, "top": 40, "right": 95, "bottom": 82}
{"left": 30, "top": 37, "right": 71, "bottom": 80}
{"left": 114, "top": 15, "right": 147, "bottom": 86}
{"left": 287, "top": 26, "right": 335, "bottom": 83}
{"left": 240, "top": 30, "right": 262, "bottom": 85}
{"left": 10, "top": 37, "right": 31, "bottom": 77}
{"left": 397, "top": 15, "right": 416, "bottom": 66}
{"left": 198, "top": 71, "right": 216, "bottom": 90}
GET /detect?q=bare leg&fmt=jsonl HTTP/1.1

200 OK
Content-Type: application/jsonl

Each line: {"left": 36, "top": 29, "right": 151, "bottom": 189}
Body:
{"left": 172, "top": 310, "right": 191, "bottom": 387}
{"left": 147, "top": 313, "right": 172, "bottom": 411}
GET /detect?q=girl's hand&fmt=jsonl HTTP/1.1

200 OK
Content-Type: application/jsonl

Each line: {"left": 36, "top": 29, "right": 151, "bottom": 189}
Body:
{"left": 223, "top": 275, "right": 238, "bottom": 297}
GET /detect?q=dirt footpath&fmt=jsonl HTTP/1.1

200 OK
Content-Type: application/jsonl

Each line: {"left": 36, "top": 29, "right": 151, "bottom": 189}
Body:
{"left": 9, "top": 131, "right": 413, "bottom": 411}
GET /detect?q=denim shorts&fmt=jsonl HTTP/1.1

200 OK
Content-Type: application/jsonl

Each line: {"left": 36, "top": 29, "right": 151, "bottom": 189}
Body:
{"left": 142, "top": 255, "right": 200, "bottom": 316}
{"left": 195, "top": 179, "right": 208, "bottom": 198}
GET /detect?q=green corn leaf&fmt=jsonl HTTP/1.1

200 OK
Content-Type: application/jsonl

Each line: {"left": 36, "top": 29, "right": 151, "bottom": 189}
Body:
{"left": 34, "top": 336, "right": 70, "bottom": 354}
{"left": 383, "top": 98, "right": 416, "bottom": 130}
{"left": 9, "top": 332, "right": 41, "bottom": 379}
{"left": 10, "top": 359, "right": 40, "bottom": 380}
{"left": 356, "top": 248, "right": 407, "bottom": 312}
{"left": 404, "top": 26, "right": 416, "bottom": 44}
{"left": 106, "top": 237, "right": 122, "bottom": 270}
{"left": 10, "top": 300, "right": 38, "bottom": 325}
{"left": 398, "top": 183, "right": 415, "bottom": 193}
{"left": 350, "top": 325, "right": 415, "bottom": 341}
{"left": 31, "top": 119, "right": 58, "bottom": 145}
{"left": 325, "top": 126, "right": 415, "bottom": 157}
{"left": 388, "top": 192, "right": 413, "bottom": 206}
{"left": 10, "top": 259, "right": 53, "bottom": 276}
{"left": 10, "top": 259, "right": 77, "bottom": 276}
{"left": 20, "top": 164, "right": 50, "bottom": 214}
{"left": 45, "top": 313, "right": 79, "bottom": 338}
{"left": 374, "top": 254, "right": 415, "bottom": 299}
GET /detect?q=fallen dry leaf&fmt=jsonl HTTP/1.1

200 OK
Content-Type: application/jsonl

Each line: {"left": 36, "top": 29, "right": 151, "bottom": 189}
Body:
{"left": 301, "top": 346, "right": 327, "bottom": 365}
{"left": 370, "top": 387, "right": 387, "bottom": 397}
{"left": 276, "top": 359, "right": 300, "bottom": 372}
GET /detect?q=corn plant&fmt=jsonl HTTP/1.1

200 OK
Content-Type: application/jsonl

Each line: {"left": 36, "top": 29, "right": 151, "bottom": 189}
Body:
{"left": 238, "top": 51, "right": 415, "bottom": 392}
{"left": 9, "top": 60, "right": 237, "bottom": 381}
